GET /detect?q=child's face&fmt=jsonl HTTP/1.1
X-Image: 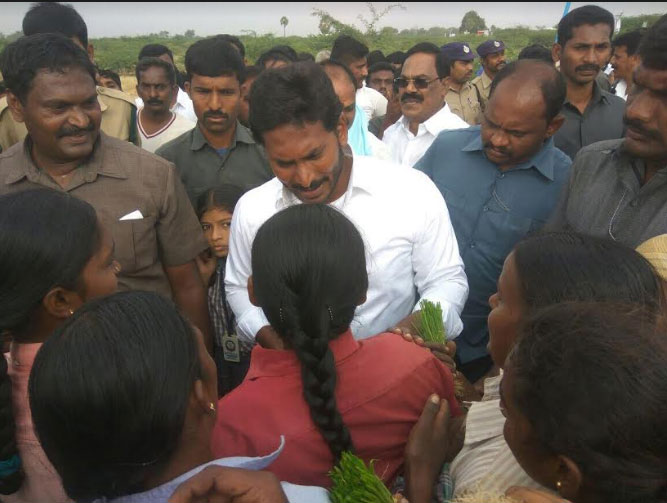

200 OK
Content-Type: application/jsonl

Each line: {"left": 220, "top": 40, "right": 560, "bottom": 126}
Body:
{"left": 200, "top": 208, "right": 233, "bottom": 258}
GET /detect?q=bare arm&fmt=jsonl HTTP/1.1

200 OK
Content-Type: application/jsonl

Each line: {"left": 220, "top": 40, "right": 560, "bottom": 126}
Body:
{"left": 165, "top": 260, "right": 213, "bottom": 353}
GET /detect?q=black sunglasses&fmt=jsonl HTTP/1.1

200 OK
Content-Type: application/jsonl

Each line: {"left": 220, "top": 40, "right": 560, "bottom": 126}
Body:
{"left": 394, "top": 76, "right": 440, "bottom": 90}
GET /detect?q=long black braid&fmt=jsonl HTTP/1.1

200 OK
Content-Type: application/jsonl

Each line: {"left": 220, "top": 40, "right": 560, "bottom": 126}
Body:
{"left": 251, "top": 204, "right": 368, "bottom": 464}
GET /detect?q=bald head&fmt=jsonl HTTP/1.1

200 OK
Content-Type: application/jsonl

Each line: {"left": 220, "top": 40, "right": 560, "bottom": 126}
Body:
{"left": 489, "top": 59, "right": 566, "bottom": 123}
{"left": 321, "top": 60, "right": 357, "bottom": 128}
{"left": 481, "top": 60, "right": 566, "bottom": 167}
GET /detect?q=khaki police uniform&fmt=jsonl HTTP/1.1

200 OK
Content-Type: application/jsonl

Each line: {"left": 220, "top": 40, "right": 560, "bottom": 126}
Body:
{"left": 471, "top": 71, "right": 493, "bottom": 110}
{"left": 445, "top": 82, "right": 483, "bottom": 126}
{"left": 0, "top": 86, "right": 140, "bottom": 153}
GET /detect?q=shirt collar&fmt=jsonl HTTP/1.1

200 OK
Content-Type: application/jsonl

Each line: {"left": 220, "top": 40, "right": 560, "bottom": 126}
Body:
{"left": 4, "top": 132, "right": 127, "bottom": 186}
{"left": 460, "top": 126, "right": 557, "bottom": 181}
{"left": 275, "top": 153, "right": 374, "bottom": 210}
{"left": 246, "top": 329, "right": 359, "bottom": 379}
{"left": 99, "top": 437, "right": 287, "bottom": 503}
{"left": 399, "top": 103, "right": 460, "bottom": 137}
{"left": 190, "top": 121, "right": 254, "bottom": 151}
{"left": 564, "top": 81, "right": 609, "bottom": 107}
{"left": 481, "top": 71, "right": 493, "bottom": 90}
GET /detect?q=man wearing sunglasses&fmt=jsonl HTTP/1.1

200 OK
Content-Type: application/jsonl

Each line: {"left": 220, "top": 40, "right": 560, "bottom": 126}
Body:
{"left": 382, "top": 43, "right": 468, "bottom": 168}
{"left": 415, "top": 60, "right": 571, "bottom": 383}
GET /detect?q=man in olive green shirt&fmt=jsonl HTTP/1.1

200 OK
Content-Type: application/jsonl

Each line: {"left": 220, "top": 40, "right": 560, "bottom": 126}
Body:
{"left": 442, "top": 42, "right": 483, "bottom": 126}
{"left": 157, "top": 37, "right": 272, "bottom": 207}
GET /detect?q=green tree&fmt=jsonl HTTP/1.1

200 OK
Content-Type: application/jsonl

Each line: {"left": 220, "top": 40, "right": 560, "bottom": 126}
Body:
{"left": 280, "top": 16, "right": 289, "bottom": 37}
{"left": 184, "top": 29, "right": 195, "bottom": 38}
{"left": 357, "top": 2, "right": 405, "bottom": 38}
{"left": 459, "top": 10, "right": 487, "bottom": 34}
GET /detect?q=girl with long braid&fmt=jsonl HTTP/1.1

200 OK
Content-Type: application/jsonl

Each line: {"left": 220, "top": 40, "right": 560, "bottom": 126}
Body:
{"left": 212, "top": 203, "right": 460, "bottom": 487}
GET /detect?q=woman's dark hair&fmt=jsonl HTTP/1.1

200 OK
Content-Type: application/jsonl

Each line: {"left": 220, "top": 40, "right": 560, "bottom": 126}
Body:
{"left": 196, "top": 184, "right": 245, "bottom": 219}
{"left": 0, "top": 188, "right": 100, "bottom": 336}
{"left": 185, "top": 37, "right": 245, "bottom": 82}
{"left": 251, "top": 204, "right": 368, "bottom": 464}
{"left": 489, "top": 60, "right": 566, "bottom": 123}
{"left": 249, "top": 61, "right": 343, "bottom": 145}
{"left": 0, "top": 188, "right": 100, "bottom": 495}
{"left": 508, "top": 302, "right": 667, "bottom": 503}
{"left": 0, "top": 356, "right": 22, "bottom": 495}
{"left": 0, "top": 33, "right": 97, "bottom": 104}
{"left": 29, "top": 291, "right": 202, "bottom": 501}
{"left": 512, "top": 233, "right": 664, "bottom": 315}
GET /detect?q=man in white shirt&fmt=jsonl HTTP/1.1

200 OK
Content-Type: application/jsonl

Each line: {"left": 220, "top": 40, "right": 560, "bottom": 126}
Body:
{"left": 135, "top": 58, "right": 194, "bottom": 153}
{"left": 225, "top": 62, "right": 468, "bottom": 348}
{"left": 135, "top": 43, "right": 197, "bottom": 122}
{"left": 383, "top": 43, "right": 469, "bottom": 168}
{"left": 330, "top": 35, "right": 388, "bottom": 121}
{"left": 321, "top": 59, "right": 391, "bottom": 161}
{"left": 611, "top": 30, "right": 642, "bottom": 100}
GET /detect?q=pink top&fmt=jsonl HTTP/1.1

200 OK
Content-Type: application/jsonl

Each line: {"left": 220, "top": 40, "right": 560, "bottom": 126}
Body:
{"left": 212, "top": 331, "right": 460, "bottom": 488}
{"left": 3, "top": 343, "right": 71, "bottom": 503}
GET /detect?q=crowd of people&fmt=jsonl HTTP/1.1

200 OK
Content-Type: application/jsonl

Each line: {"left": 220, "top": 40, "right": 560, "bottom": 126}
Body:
{"left": 0, "top": 2, "right": 666, "bottom": 502}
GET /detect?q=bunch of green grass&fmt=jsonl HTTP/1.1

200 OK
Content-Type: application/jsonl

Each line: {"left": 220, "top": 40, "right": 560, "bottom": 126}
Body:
{"left": 416, "top": 299, "right": 446, "bottom": 344}
{"left": 329, "top": 452, "right": 394, "bottom": 503}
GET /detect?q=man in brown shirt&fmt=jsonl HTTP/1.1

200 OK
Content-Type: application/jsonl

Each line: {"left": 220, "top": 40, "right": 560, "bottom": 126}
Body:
{"left": 0, "top": 33, "right": 212, "bottom": 348}
{"left": 442, "top": 42, "right": 483, "bottom": 126}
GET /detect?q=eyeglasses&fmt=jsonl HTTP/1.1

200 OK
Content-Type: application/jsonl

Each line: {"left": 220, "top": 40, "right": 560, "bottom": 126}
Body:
{"left": 394, "top": 76, "right": 440, "bottom": 90}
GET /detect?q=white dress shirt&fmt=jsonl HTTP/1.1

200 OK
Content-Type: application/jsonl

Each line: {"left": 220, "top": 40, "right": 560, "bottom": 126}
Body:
{"left": 356, "top": 85, "right": 388, "bottom": 121}
{"left": 136, "top": 88, "right": 197, "bottom": 123}
{"left": 225, "top": 153, "right": 468, "bottom": 346}
{"left": 383, "top": 104, "right": 469, "bottom": 167}
{"left": 614, "top": 79, "right": 628, "bottom": 100}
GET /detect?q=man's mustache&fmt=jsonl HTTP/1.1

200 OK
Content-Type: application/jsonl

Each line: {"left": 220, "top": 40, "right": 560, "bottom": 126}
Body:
{"left": 204, "top": 111, "right": 229, "bottom": 120}
{"left": 483, "top": 141, "right": 509, "bottom": 155}
{"left": 146, "top": 99, "right": 163, "bottom": 106}
{"left": 291, "top": 177, "right": 325, "bottom": 192}
{"left": 623, "top": 116, "right": 662, "bottom": 141}
{"left": 56, "top": 123, "right": 95, "bottom": 138}
{"left": 401, "top": 93, "right": 423, "bottom": 103}
{"left": 575, "top": 63, "right": 600, "bottom": 73}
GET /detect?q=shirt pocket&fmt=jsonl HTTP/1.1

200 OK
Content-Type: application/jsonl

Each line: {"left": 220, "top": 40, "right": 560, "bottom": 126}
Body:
{"left": 109, "top": 216, "right": 158, "bottom": 274}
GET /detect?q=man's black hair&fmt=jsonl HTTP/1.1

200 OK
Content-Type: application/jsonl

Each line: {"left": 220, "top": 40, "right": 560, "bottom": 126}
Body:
{"left": 368, "top": 61, "right": 395, "bottom": 77}
{"left": 185, "top": 37, "right": 245, "bottom": 82}
{"left": 405, "top": 42, "right": 451, "bottom": 79}
{"left": 0, "top": 81, "right": 7, "bottom": 94}
{"left": 638, "top": 14, "right": 667, "bottom": 70}
{"left": 320, "top": 59, "right": 357, "bottom": 91}
{"left": 138, "top": 43, "right": 174, "bottom": 63}
{"left": 297, "top": 52, "right": 315, "bottom": 62}
{"left": 23, "top": 2, "right": 88, "bottom": 47}
{"left": 241, "top": 65, "right": 262, "bottom": 85}
{"left": 557, "top": 5, "right": 615, "bottom": 46}
{"left": 518, "top": 44, "right": 554, "bottom": 64}
{"left": 612, "top": 30, "right": 644, "bottom": 56}
{"left": 135, "top": 57, "right": 176, "bottom": 86}
{"left": 0, "top": 33, "right": 97, "bottom": 104}
{"left": 98, "top": 69, "right": 122, "bottom": 90}
{"left": 249, "top": 61, "right": 342, "bottom": 145}
{"left": 386, "top": 51, "right": 406, "bottom": 65}
{"left": 331, "top": 35, "right": 369, "bottom": 64}
{"left": 490, "top": 59, "right": 566, "bottom": 123}
{"left": 256, "top": 46, "right": 296, "bottom": 69}
{"left": 214, "top": 34, "right": 246, "bottom": 59}
{"left": 367, "top": 50, "right": 386, "bottom": 67}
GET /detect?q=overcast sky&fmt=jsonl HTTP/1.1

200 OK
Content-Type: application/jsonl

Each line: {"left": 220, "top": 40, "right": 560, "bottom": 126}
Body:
{"left": 1, "top": 2, "right": 665, "bottom": 37}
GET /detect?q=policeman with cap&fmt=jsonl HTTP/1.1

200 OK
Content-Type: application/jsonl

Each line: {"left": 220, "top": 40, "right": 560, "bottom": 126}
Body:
{"left": 441, "top": 42, "right": 482, "bottom": 125}
{"left": 472, "top": 39, "right": 507, "bottom": 109}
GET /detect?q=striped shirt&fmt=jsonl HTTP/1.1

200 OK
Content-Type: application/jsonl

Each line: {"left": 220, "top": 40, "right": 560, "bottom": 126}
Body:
{"left": 450, "top": 372, "right": 550, "bottom": 496}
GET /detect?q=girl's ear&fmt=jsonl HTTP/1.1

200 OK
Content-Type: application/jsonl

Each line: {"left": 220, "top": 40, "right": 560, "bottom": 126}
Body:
{"left": 42, "top": 287, "right": 80, "bottom": 319}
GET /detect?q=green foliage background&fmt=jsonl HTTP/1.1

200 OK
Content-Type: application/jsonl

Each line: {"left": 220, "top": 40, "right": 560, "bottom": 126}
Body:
{"left": 0, "top": 12, "right": 662, "bottom": 74}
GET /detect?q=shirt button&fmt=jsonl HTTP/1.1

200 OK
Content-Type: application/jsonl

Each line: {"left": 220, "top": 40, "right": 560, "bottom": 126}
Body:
{"left": 483, "top": 206, "right": 489, "bottom": 212}
{"left": 630, "top": 200, "right": 639, "bottom": 207}
{"left": 470, "top": 242, "right": 476, "bottom": 249}
{"left": 498, "top": 173, "right": 505, "bottom": 179}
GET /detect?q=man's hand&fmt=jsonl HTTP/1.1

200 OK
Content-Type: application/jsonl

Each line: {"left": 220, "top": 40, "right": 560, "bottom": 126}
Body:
{"left": 168, "top": 465, "right": 288, "bottom": 503}
{"left": 391, "top": 315, "right": 457, "bottom": 373}
{"left": 404, "top": 395, "right": 451, "bottom": 503}
{"left": 505, "top": 487, "right": 571, "bottom": 503}
{"left": 255, "top": 325, "right": 285, "bottom": 350}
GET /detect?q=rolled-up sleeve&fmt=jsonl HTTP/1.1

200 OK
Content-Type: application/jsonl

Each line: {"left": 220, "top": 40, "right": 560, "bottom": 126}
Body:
{"left": 411, "top": 175, "right": 469, "bottom": 338}
{"left": 225, "top": 195, "right": 269, "bottom": 344}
